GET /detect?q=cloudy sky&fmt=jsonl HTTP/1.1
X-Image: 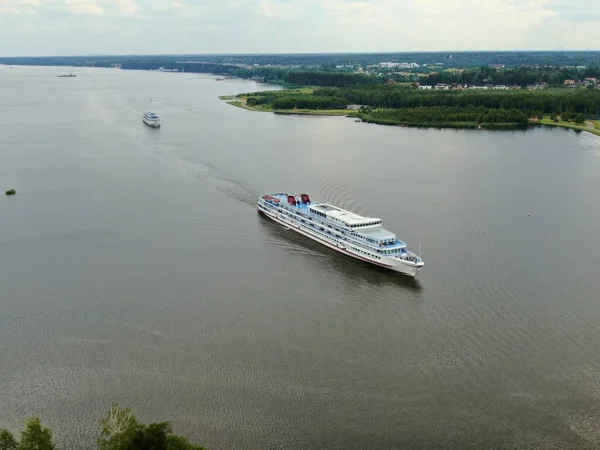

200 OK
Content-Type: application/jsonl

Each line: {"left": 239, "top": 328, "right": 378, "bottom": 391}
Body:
{"left": 0, "top": 0, "right": 599, "bottom": 56}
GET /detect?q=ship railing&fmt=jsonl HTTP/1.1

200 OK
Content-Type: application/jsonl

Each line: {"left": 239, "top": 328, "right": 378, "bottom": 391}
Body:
{"left": 394, "top": 251, "right": 421, "bottom": 263}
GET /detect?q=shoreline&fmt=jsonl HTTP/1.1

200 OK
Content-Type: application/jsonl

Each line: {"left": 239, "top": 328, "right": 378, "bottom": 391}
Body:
{"left": 220, "top": 96, "right": 600, "bottom": 135}
{"left": 220, "top": 96, "right": 357, "bottom": 117}
{"left": 537, "top": 118, "right": 600, "bottom": 136}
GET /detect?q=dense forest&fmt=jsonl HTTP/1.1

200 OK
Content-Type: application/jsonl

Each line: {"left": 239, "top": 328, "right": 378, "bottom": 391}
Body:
{"left": 420, "top": 66, "right": 600, "bottom": 87}
{"left": 356, "top": 106, "right": 530, "bottom": 128}
{"left": 246, "top": 92, "right": 349, "bottom": 109}
{"left": 239, "top": 86, "right": 599, "bottom": 129}
{"left": 0, "top": 404, "right": 205, "bottom": 450}
{"left": 230, "top": 68, "right": 379, "bottom": 86}
{"left": 311, "top": 87, "right": 600, "bottom": 115}
{"left": 244, "top": 87, "right": 600, "bottom": 116}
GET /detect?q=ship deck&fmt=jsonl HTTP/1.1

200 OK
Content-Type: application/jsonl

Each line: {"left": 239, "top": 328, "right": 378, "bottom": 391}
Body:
{"left": 266, "top": 193, "right": 405, "bottom": 247}
{"left": 262, "top": 193, "right": 422, "bottom": 267}
{"left": 270, "top": 193, "right": 315, "bottom": 213}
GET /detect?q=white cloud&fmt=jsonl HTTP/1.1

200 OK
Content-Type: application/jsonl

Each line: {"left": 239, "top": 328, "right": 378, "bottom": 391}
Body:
{"left": 255, "top": 0, "right": 302, "bottom": 20}
{"left": 65, "top": 0, "right": 104, "bottom": 15}
{"left": 256, "top": 0, "right": 273, "bottom": 18}
{"left": 110, "top": 0, "right": 140, "bottom": 15}
{"left": 0, "top": 0, "right": 599, "bottom": 56}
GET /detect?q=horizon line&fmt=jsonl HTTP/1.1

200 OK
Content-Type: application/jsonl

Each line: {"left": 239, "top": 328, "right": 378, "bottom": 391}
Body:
{"left": 2, "top": 49, "right": 600, "bottom": 59}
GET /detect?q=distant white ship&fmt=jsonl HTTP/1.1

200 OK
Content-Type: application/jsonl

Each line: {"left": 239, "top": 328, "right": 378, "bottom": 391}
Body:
{"left": 142, "top": 112, "right": 160, "bottom": 127}
{"left": 57, "top": 71, "right": 76, "bottom": 78}
{"left": 258, "top": 193, "right": 424, "bottom": 276}
{"left": 216, "top": 76, "right": 225, "bottom": 81}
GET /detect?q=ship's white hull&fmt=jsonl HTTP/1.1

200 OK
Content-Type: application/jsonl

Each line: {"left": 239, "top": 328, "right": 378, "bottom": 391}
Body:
{"left": 142, "top": 117, "right": 160, "bottom": 127}
{"left": 258, "top": 203, "right": 422, "bottom": 277}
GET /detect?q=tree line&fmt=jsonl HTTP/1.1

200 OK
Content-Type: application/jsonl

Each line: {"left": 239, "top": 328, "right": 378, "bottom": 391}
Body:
{"left": 203, "top": 65, "right": 600, "bottom": 89}
{"left": 231, "top": 68, "right": 380, "bottom": 86}
{"left": 357, "top": 106, "right": 530, "bottom": 127}
{"left": 312, "top": 86, "right": 600, "bottom": 115}
{"left": 3, "top": 51, "right": 600, "bottom": 71}
{"left": 240, "top": 86, "right": 598, "bottom": 128}
{"left": 246, "top": 91, "right": 349, "bottom": 110}
{"left": 3, "top": 55, "right": 600, "bottom": 89}
{"left": 421, "top": 66, "right": 600, "bottom": 87}
{"left": 0, "top": 404, "right": 205, "bottom": 450}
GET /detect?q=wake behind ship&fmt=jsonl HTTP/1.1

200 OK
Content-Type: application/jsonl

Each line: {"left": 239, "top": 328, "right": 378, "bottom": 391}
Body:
{"left": 257, "top": 193, "right": 424, "bottom": 276}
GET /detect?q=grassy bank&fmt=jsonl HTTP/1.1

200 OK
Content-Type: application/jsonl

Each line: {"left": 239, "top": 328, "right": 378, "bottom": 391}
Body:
{"left": 538, "top": 118, "right": 600, "bottom": 136}
{"left": 225, "top": 97, "right": 354, "bottom": 116}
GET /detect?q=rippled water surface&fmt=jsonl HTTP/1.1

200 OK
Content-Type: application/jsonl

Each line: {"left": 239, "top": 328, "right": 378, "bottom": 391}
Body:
{"left": 1, "top": 66, "right": 600, "bottom": 449}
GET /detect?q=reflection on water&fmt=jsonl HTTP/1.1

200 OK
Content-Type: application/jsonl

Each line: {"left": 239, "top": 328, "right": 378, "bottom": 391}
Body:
{"left": 2, "top": 66, "right": 600, "bottom": 450}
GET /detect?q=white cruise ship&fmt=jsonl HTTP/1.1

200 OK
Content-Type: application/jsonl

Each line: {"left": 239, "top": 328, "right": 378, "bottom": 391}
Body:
{"left": 142, "top": 112, "right": 160, "bottom": 127}
{"left": 257, "top": 193, "right": 424, "bottom": 276}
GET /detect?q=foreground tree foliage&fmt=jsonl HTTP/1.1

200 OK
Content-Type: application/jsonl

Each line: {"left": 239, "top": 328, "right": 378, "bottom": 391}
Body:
{"left": 0, "top": 430, "right": 18, "bottom": 450}
{"left": 98, "top": 404, "right": 204, "bottom": 450}
{"left": 0, "top": 418, "right": 55, "bottom": 450}
{"left": 19, "top": 418, "right": 55, "bottom": 450}
{"left": 0, "top": 405, "right": 205, "bottom": 450}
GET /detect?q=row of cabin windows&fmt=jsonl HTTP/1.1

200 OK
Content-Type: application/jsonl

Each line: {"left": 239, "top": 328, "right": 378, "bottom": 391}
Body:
{"left": 304, "top": 223, "right": 383, "bottom": 260}
{"left": 310, "top": 224, "right": 339, "bottom": 243}
{"left": 348, "top": 222, "right": 381, "bottom": 228}
{"left": 289, "top": 214, "right": 388, "bottom": 259}
{"left": 283, "top": 210, "right": 372, "bottom": 248}
{"left": 351, "top": 232, "right": 380, "bottom": 245}
{"left": 287, "top": 211, "right": 389, "bottom": 251}
{"left": 283, "top": 210, "right": 393, "bottom": 254}
{"left": 285, "top": 211, "right": 338, "bottom": 241}
{"left": 352, "top": 247, "right": 381, "bottom": 259}
{"left": 305, "top": 211, "right": 380, "bottom": 234}
{"left": 307, "top": 209, "right": 381, "bottom": 230}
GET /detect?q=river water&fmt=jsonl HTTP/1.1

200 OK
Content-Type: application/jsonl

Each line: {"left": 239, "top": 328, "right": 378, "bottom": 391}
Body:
{"left": 1, "top": 65, "right": 600, "bottom": 449}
